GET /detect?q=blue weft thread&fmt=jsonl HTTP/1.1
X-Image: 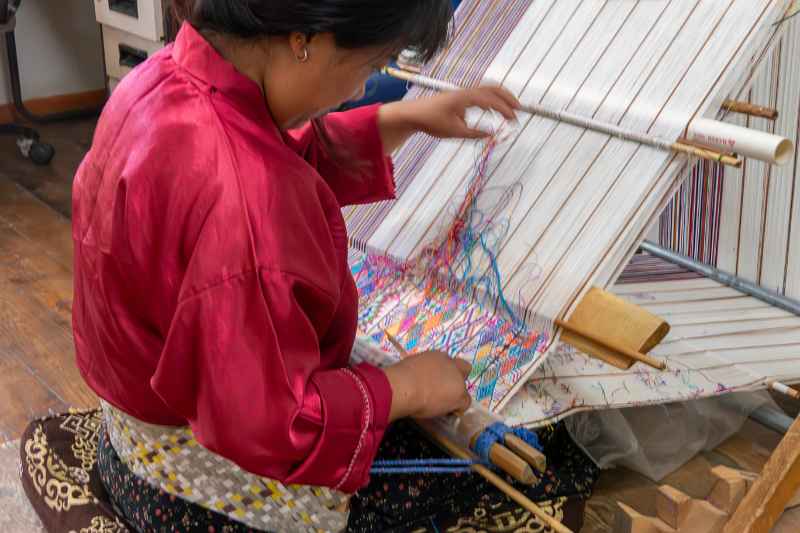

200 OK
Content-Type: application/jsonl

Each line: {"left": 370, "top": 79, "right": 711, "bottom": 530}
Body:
{"left": 373, "top": 459, "right": 476, "bottom": 466}
{"left": 370, "top": 466, "right": 474, "bottom": 474}
{"left": 473, "top": 422, "right": 544, "bottom": 467}
{"left": 370, "top": 458, "right": 482, "bottom": 475}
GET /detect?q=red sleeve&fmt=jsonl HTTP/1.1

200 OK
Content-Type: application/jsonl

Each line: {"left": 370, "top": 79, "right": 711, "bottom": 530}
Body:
{"left": 286, "top": 104, "right": 396, "bottom": 206}
{"left": 150, "top": 268, "right": 392, "bottom": 493}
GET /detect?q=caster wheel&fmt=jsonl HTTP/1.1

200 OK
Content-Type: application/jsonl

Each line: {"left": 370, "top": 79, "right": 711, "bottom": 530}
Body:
{"left": 29, "top": 141, "right": 55, "bottom": 165}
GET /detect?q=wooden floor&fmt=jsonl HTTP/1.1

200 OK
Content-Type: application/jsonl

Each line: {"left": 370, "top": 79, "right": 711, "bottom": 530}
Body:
{"left": 0, "top": 118, "right": 98, "bottom": 443}
{"left": 0, "top": 118, "right": 798, "bottom": 530}
{"left": 0, "top": 117, "right": 96, "bottom": 218}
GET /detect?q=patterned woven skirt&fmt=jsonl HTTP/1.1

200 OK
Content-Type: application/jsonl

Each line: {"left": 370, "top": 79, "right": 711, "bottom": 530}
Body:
{"left": 19, "top": 409, "right": 599, "bottom": 532}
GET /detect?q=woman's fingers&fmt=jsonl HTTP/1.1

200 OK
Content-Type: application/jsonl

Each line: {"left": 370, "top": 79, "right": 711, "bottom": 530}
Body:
{"left": 452, "top": 115, "right": 491, "bottom": 139}
{"left": 465, "top": 86, "right": 520, "bottom": 120}
{"left": 494, "top": 85, "right": 522, "bottom": 112}
{"left": 454, "top": 358, "right": 473, "bottom": 378}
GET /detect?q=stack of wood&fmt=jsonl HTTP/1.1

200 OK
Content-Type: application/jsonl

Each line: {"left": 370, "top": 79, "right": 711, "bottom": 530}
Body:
{"left": 616, "top": 465, "right": 800, "bottom": 533}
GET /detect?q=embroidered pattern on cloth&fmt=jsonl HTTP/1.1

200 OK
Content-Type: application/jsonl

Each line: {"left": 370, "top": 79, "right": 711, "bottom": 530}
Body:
{"left": 101, "top": 402, "right": 348, "bottom": 533}
{"left": 24, "top": 410, "right": 101, "bottom": 513}
{"left": 75, "top": 515, "right": 128, "bottom": 533}
{"left": 18, "top": 408, "right": 129, "bottom": 532}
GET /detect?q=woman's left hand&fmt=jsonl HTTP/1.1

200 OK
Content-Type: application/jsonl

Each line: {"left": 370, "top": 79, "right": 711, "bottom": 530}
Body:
{"left": 378, "top": 86, "right": 521, "bottom": 153}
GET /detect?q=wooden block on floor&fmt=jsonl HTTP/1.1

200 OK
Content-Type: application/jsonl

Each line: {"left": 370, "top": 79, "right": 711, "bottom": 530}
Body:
{"left": 656, "top": 485, "right": 692, "bottom": 529}
{"left": 708, "top": 465, "right": 756, "bottom": 514}
{"left": 656, "top": 485, "right": 727, "bottom": 532}
{"left": 681, "top": 499, "right": 728, "bottom": 533}
{"left": 616, "top": 502, "right": 676, "bottom": 533}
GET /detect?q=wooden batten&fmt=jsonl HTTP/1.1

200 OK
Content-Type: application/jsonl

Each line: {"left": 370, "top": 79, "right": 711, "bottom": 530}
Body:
{"left": 558, "top": 287, "right": 670, "bottom": 370}
{"left": 721, "top": 99, "right": 779, "bottom": 120}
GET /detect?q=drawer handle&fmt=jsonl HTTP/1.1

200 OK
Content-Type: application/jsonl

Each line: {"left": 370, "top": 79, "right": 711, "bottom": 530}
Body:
{"left": 119, "top": 44, "right": 148, "bottom": 68}
{"left": 109, "top": 0, "right": 139, "bottom": 18}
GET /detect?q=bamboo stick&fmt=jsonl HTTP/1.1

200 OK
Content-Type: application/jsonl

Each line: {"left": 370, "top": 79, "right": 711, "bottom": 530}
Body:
{"left": 673, "top": 140, "right": 742, "bottom": 168}
{"left": 416, "top": 420, "right": 573, "bottom": 533}
{"left": 384, "top": 67, "right": 743, "bottom": 168}
{"left": 554, "top": 318, "right": 667, "bottom": 370}
{"left": 722, "top": 99, "right": 778, "bottom": 120}
{"left": 385, "top": 331, "right": 537, "bottom": 483}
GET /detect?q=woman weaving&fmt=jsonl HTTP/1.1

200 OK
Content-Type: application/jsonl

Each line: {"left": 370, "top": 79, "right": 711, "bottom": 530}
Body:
{"left": 70, "top": 0, "right": 520, "bottom": 530}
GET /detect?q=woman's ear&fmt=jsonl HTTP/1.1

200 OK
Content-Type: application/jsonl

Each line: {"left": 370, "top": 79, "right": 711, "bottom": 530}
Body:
{"left": 288, "top": 32, "right": 310, "bottom": 62}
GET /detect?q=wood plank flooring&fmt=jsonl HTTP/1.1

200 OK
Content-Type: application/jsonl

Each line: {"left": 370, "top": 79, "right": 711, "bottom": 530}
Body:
{"left": 0, "top": 176, "right": 96, "bottom": 443}
{"left": 0, "top": 117, "right": 96, "bottom": 218}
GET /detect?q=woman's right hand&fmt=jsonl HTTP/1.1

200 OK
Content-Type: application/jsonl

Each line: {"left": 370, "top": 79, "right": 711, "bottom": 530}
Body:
{"left": 383, "top": 351, "right": 472, "bottom": 421}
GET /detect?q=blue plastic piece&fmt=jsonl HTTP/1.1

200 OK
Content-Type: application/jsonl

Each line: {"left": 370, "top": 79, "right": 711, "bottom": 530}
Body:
{"left": 340, "top": 0, "right": 464, "bottom": 111}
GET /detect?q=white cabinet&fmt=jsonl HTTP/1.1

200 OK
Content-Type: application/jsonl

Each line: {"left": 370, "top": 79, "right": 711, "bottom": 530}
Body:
{"left": 102, "top": 25, "right": 163, "bottom": 81}
{"left": 94, "top": 0, "right": 164, "bottom": 42}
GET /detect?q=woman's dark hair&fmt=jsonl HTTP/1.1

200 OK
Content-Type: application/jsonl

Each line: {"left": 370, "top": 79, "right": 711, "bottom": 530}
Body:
{"left": 171, "top": 1, "right": 454, "bottom": 168}
{"left": 171, "top": 1, "right": 453, "bottom": 63}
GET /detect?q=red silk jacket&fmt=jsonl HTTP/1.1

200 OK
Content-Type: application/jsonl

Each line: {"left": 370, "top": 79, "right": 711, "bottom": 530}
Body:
{"left": 72, "top": 23, "right": 394, "bottom": 492}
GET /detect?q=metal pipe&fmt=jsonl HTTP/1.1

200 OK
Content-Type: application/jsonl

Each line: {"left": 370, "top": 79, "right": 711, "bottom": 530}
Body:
{"left": 749, "top": 404, "right": 793, "bottom": 434}
{"left": 640, "top": 240, "right": 800, "bottom": 317}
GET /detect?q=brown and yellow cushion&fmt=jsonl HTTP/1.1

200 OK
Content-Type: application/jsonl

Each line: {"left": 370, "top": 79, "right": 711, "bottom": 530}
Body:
{"left": 19, "top": 409, "right": 129, "bottom": 533}
{"left": 18, "top": 410, "right": 597, "bottom": 533}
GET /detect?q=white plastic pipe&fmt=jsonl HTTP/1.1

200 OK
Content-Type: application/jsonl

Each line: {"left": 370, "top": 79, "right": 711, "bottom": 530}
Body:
{"left": 687, "top": 117, "right": 794, "bottom": 165}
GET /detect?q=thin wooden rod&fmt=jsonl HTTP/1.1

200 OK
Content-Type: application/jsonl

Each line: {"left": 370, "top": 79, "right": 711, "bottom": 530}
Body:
{"left": 554, "top": 318, "right": 667, "bottom": 370}
{"left": 416, "top": 421, "right": 573, "bottom": 533}
{"left": 673, "top": 141, "right": 742, "bottom": 168}
{"left": 384, "top": 67, "right": 742, "bottom": 168}
{"left": 384, "top": 331, "right": 537, "bottom": 483}
{"left": 722, "top": 99, "right": 778, "bottom": 120}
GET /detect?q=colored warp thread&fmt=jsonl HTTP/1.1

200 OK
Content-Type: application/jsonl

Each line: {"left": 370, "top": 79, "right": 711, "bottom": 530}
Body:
{"left": 352, "top": 128, "right": 551, "bottom": 408}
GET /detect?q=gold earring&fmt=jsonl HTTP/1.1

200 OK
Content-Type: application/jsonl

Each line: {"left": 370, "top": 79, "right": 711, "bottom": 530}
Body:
{"left": 298, "top": 48, "right": 309, "bottom": 63}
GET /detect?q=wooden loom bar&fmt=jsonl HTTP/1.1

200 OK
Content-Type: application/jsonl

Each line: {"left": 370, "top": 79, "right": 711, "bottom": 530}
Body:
{"left": 416, "top": 420, "right": 573, "bottom": 533}
{"left": 554, "top": 319, "right": 668, "bottom": 370}
{"left": 384, "top": 67, "right": 743, "bottom": 168}
{"left": 384, "top": 332, "right": 538, "bottom": 484}
{"left": 721, "top": 99, "right": 779, "bottom": 119}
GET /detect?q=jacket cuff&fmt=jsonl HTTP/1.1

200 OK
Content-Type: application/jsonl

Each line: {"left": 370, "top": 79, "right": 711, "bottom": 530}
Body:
{"left": 301, "top": 365, "right": 390, "bottom": 493}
